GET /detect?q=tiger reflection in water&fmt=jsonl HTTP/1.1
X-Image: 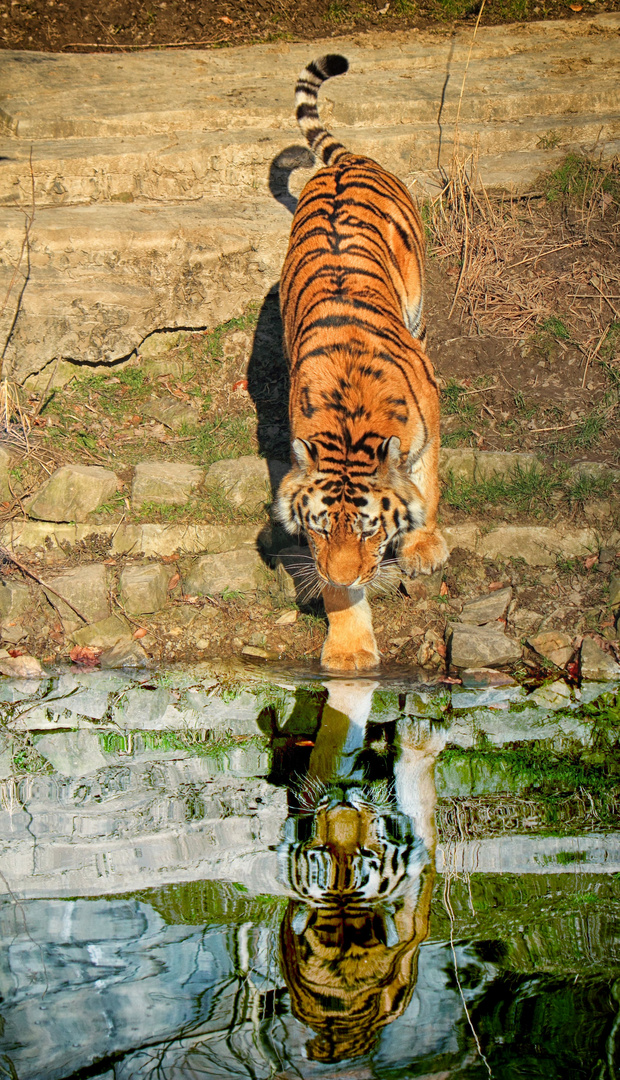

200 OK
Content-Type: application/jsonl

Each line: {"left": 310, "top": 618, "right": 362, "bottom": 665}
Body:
{"left": 277, "top": 679, "right": 447, "bottom": 1063}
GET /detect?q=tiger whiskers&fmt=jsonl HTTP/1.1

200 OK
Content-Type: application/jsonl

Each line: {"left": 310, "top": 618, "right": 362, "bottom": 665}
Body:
{"left": 278, "top": 552, "right": 326, "bottom": 602}
{"left": 366, "top": 559, "right": 401, "bottom": 599}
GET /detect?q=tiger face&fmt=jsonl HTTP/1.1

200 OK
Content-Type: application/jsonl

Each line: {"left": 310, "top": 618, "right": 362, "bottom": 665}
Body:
{"left": 275, "top": 435, "right": 425, "bottom": 589}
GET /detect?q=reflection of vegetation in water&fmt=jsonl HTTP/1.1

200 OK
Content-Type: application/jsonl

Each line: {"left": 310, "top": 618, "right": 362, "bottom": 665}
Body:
{"left": 98, "top": 729, "right": 270, "bottom": 759}
{"left": 438, "top": 691, "right": 620, "bottom": 802}
{"left": 438, "top": 742, "right": 620, "bottom": 796}
{"left": 129, "top": 879, "right": 286, "bottom": 927}
{"left": 433, "top": 873, "right": 620, "bottom": 975}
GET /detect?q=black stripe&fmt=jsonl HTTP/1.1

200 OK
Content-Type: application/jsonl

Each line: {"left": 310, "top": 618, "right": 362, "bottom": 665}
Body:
{"left": 296, "top": 103, "right": 319, "bottom": 120}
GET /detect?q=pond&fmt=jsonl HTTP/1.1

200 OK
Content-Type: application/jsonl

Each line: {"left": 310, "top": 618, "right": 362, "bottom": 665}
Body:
{"left": 0, "top": 664, "right": 619, "bottom": 1079}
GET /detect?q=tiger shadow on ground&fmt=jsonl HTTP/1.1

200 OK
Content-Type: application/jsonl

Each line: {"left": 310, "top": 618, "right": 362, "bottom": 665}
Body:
{"left": 248, "top": 146, "right": 316, "bottom": 571}
{"left": 247, "top": 146, "right": 315, "bottom": 474}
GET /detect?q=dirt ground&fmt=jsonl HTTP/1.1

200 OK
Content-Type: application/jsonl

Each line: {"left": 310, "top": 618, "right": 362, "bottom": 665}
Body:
{"left": 3, "top": 0, "right": 619, "bottom": 54}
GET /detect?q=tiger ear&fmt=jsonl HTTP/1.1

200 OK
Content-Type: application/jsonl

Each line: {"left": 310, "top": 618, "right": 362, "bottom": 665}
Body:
{"left": 292, "top": 438, "right": 318, "bottom": 473}
{"left": 377, "top": 435, "right": 401, "bottom": 472}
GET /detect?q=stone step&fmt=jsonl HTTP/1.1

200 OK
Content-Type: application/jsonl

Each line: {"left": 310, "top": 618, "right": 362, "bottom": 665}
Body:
{"left": 3, "top": 115, "right": 619, "bottom": 209}
{"left": 1, "top": 16, "right": 618, "bottom": 138}
{"left": 0, "top": 197, "right": 290, "bottom": 381}
{"left": 1, "top": 13, "right": 619, "bottom": 379}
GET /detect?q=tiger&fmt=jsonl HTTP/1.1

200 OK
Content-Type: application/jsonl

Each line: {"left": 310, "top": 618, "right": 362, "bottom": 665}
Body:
{"left": 277, "top": 679, "right": 443, "bottom": 1063}
{"left": 275, "top": 54, "right": 448, "bottom": 672}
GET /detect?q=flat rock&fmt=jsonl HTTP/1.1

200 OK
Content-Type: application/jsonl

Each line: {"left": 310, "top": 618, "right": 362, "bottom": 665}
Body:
{"left": 143, "top": 395, "right": 200, "bottom": 431}
{"left": 34, "top": 730, "right": 109, "bottom": 777}
{"left": 461, "top": 668, "right": 517, "bottom": 688}
{"left": 528, "top": 630, "right": 574, "bottom": 668}
{"left": 71, "top": 614, "right": 131, "bottom": 649}
{"left": 580, "top": 637, "right": 620, "bottom": 681}
{"left": 460, "top": 587, "right": 512, "bottom": 625}
{"left": 24, "top": 465, "right": 118, "bottom": 523}
{"left": 1, "top": 621, "right": 27, "bottom": 644}
{"left": 439, "top": 447, "right": 476, "bottom": 482}
{"left": 474, "top": 451, "right": 538, "bottom": 480}
{"left": 477, "top": 525, "right": 599, "bottom": 566}
{"left": 100, "top": 640, "right": 150, "bottom": 669}
{"left": 119, "top": 562, "right": 171, "bottom": 615}
{"left": 530, "top": 679, "right": 573, "bottom": 708}
{"left": 512, "top": 607, "right": 544, "bottom": 633}
{"left": 569, "top": 461, "right": 620, "bottom": 483}
{"left": 184, "top": 547, "right": 263, "bottom": 596}
{"left": 43, "top": 563, "right": 110, "bottom": 632}
{"left": 447, "top": 624, "right": 522, "bottom": 669}
{"left": 0, "top": 654, "right": 45, "bottom": 679}
{"left": 132, "top": 461, "right": 204, "bottom": 507}
{"left": 0, "top": 579, "right": 30, "bottom": 619}
{"left": 241, "top": 645, "right": 283, "bottom": 662}
{"left": 205, "top": 456, "right": 289, "bottom": 514}
{"left": 609, "top": 574, "right": 620, "bottom": 610}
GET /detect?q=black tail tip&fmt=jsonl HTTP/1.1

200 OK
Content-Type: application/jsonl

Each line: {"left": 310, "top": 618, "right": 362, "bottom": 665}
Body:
{"left": 318, "top": 54, "right": 349, "bottom": 78}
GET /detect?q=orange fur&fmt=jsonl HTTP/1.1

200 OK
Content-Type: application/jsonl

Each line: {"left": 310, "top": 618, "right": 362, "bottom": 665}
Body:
{"left": 275, "top": 55, "right": 447, "bottom": 671}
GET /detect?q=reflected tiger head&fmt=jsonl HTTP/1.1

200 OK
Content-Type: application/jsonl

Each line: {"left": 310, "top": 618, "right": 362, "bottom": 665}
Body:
{"left": 278, "top": 799, "right": 433, "bottom": 1063}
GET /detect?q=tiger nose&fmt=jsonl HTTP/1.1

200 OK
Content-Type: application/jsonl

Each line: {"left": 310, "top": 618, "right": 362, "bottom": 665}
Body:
{"left": 325, "top": 547, "right": 362, "bottom": 588}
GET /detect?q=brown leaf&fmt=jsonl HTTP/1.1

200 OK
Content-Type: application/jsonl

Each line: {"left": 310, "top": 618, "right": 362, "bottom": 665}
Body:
{"left": 584, "top": 554, "right": 598, "bottom": 569}
{"left": 168, "top": 572, "right": 181, "bottom": 590}
{"left": 69, "top": 645, "right": 102, "bottom": 667}
{"left": 133, "top": 627, "right": 148, "bottom": 639}
{"left": 232, "top": 379, "right": 248, "bottom": 392}
{"left": 569, "top": 4, "right": 582, "bottom": 10}
{"left": 218, "top": 14, "right": 234, "bottom": 22}
{"left": 161, "top": 555, "right": 179, "bottom": 564}
{"left": 7, "top": 648, "right": 25, "bottom": 657}
{"left": 439, "top": 581, "right": 449, "bottom": 597}
{"left": 435, "top": 640, "right": 447, "bottom": 658}
{"left": 488, "top": 580, "right": 508, "bottom": 591}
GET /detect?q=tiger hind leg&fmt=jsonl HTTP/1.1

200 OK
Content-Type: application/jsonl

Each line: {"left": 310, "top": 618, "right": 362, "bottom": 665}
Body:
{"left": 398, "top": 437, "right": 448, "bottom": 577}
{"left": 321, "top": 585, "right": 379, "bottom": 671}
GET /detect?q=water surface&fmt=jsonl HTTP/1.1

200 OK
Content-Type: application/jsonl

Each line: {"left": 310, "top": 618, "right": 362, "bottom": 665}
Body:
{"left": 0, "top": 665, "right": 618, "bottom": 1078}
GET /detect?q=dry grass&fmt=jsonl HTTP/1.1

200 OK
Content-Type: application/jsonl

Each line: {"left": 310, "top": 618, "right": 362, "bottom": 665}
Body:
{"left": 427, "top": 148, "right": 620, "bottom": 351}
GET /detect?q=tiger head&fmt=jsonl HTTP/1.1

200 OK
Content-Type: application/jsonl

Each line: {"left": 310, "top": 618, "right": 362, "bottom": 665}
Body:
{"left": 275, "top": 435, "right": 425, "bottom": 588}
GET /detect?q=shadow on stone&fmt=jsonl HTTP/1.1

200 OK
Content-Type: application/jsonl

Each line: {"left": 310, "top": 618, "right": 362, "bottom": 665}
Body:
{"left": 249, "top": 147, "right": 316, "bottom": 567}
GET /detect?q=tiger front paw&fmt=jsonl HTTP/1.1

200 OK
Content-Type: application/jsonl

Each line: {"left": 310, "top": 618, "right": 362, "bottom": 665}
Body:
{"left": 398, "top": 528, "right": 449, "bottom": 577}
{"left": 320, "top": 641, "right": 380, "bottom": 672}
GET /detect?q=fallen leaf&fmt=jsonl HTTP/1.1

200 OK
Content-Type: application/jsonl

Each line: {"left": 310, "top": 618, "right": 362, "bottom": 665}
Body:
{"left": 584, "top": 554, "right": 599, "bottom": 569}
{"left": 161, "top": 555, "right": 179, "bottom": 564}
{"left": 435, "top": 641, "right": 447, "bottom": 658}
{"left": 69, "top": 644, "right": 102, "bottom": 667}
{"left": 439, "top": 581, "right": 449, "bottom": 597}
{"left": 232, "top": 379, "right": 248, "bottom": 392}
{"left": 218, "top": 14, "right": 234, "bottom": 22}
{"left": 295, "top": 740, "right": 315, "bottom": 747}
{"left": 133, "top": 627, "right": 148, "bottom": 639}
{"left": 439, "top": 676, "right": 462, "bottom": 684}
{"left": 569, "top": 3, "right": 582, "bottom": 9}
{"left": 7, "top": 648, "right": 25, "bottom": 657}
{"left": 488, "top": 580, "right": 508, "bottom": 591}
{"left": 103, "top": 559, "right": 117, "bottom": 566}
{"left": 168, "top": 572, "right": 181, "bottom": 590}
